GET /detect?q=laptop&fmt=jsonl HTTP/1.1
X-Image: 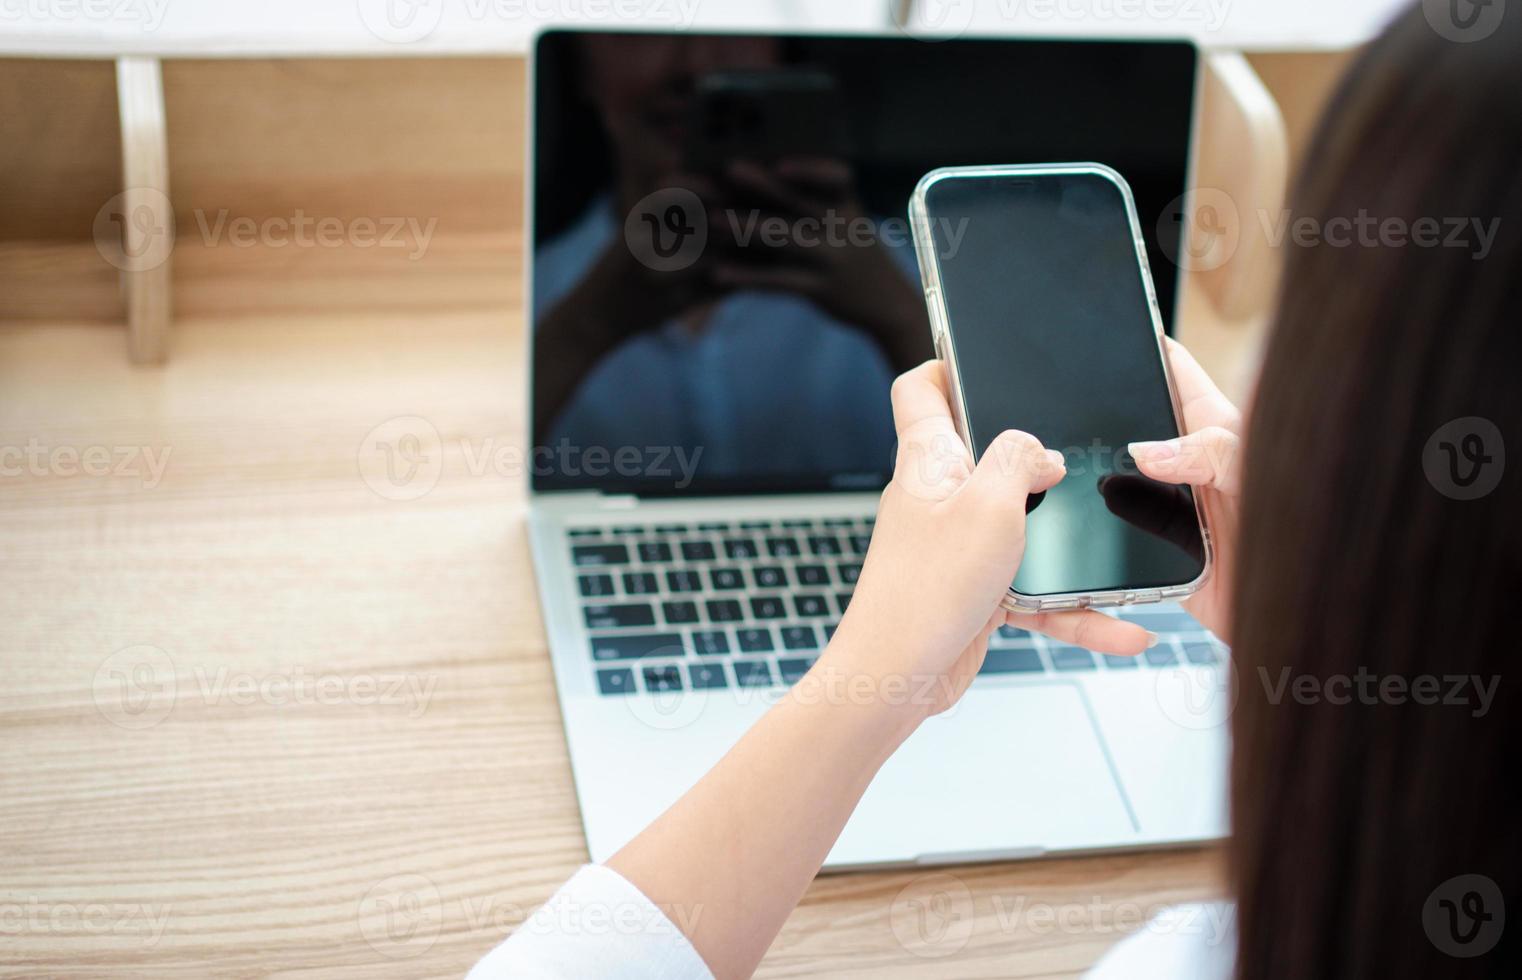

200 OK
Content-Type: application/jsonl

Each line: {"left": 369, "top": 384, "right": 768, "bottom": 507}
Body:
{"left": 525, "top": 29, "right": 1229, "bottom": 868}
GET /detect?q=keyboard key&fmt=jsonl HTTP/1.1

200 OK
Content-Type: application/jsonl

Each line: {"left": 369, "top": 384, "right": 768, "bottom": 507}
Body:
{"left": 822, "top": 517, "right": 854, "bottom": 528}
{"left": 584, "top": 604, "right": 656, "bottom": 629}
{"left": 1051, "top": 647, "right": 1097, "bottom": 672}
{"left": 823, "top": 623, "right": 838, "bottom": 641}
{"left": 750, "top": 596, "right": 787, "bottom": 619}
{"left": 1117, "top": 609, "right": 1204, "bottom": 634}
{"left": 836, "top": 563, "right": 861, "bottom": 585}
{"left": 765, "top": 537, "right": 802, "bottom": 558}
{"left": 733, "top": 661, "right": 774, "bottom": 687}
{"left": 622, "top": 572, "right": 659, "bottom": 595}
{"left": 835, "top": 593, "right": 853, "bottom": 614}
{"left": 1102, "top": 654, "right": 1141, "bottom": 669}
{"left": 688, "top": 662, "right": 729, "bottom": 690}
{"left": 848, "top": 533, "right": 872, "bottom": 555}
{"left": 596, "top": 667, "right": 635, "bottom": 695}
{"left": 736, "top": 628, "right": 775, "bottom": 652}
{"left": 995, "top": 625, "right": 1031, "bottom": 643}
{"left": 643, "top": 665, "right": 683, "bottom": 692}
{"left": 572, "top": 544, "right": 630, "bottom": 567}
{"left": 590, "top": 633, "right": 683, "bottom": 661}
{"left": 662, "top": 601, "right": 700, "bottom": 625}
{"left": 980, "top": 649, "right": 1044, "bottom": 674}
{"left": 778, "top": 657, "right": 817, "bottom": 683}
{"left": 611, "top": 526, "right": 642, "bottom": 536}
{"left": 807, "top": 535, "right": 842, "bottom": 556}
{"left": 752, "top": 566, "right": 788, "bottom": 589}
{"left": 567, "top": 528, "right": 603, "bottom": 538}
{"left": 781, "top": 519, "right": 815, "bottom": 529}
{"left": 1183, "top": 642, "right": 1220, "bottom": 665}
{"left": 680, "top": 541, "right": 717, "bottom": 561}
{"left": 709, "top": 568, "right": 745, "bottom": 590}
{"left": 653, "top": 524, "right": 688, "bottom": 534}
{"left": 794, "top": 595, "right": 830, "bottom": 618}
{"left": 780, "top": 625, "right": 819, "bottom": 650}
{"left": 577, "top": 574, "right": 615, "bottom": 598}
{"left": 637, "top": 542, "right": 673, "bottom": 563}
{"left": 666, "top": 570, "right": 703, "bottom": 593}
{"left": 724, "top": 538, "right": 759, "bottom": 559}
{"left": 1145, "top": 646, "right": 1180, "bottom": 667}
{"left": 690, "top": 630, "right": 730, "bottom": 655}
{"left": 696, "top": 521, "right": 730, "bottom": 532}
{"left": 706, "top": 599, "right": 744, "bottom": 623}
{"left": 738, "top": 520, "right": 772, "bottom": 531}
{"left": 796, "top": 565, "right": 829, "bottom": 586}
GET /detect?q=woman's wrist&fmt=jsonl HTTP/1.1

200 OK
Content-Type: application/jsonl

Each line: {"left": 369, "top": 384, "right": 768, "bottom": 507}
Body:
{"left": 809, "top": 628, "right": 937, "bottom": 742}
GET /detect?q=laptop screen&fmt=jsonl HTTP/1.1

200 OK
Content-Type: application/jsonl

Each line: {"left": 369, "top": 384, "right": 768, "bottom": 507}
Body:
{"left": 530, "top": 31, "right": 1197, "bottom": 496}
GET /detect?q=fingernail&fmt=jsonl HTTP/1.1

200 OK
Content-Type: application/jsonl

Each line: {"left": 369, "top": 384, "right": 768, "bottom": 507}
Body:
{"left": 1129, "top": 440, "right": 1178, "bottom": 461}
{"left": 1146, "top": 631, "right": 1160, "bottom": 648}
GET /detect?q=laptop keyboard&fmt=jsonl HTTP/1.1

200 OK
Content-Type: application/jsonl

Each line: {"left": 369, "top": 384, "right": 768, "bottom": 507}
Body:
{"left": 568, "top": 519, "right": 1225, "bottom": 697}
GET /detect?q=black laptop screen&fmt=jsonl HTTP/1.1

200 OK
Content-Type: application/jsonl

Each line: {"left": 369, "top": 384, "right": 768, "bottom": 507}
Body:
{"left": 530, "top": 31, "right": 1197, "bottom": 495}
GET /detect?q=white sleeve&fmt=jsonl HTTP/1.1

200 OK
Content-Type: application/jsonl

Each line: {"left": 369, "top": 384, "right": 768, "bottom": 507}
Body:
{"left": 467, "top": 864, "right": 714, "bottom": 980}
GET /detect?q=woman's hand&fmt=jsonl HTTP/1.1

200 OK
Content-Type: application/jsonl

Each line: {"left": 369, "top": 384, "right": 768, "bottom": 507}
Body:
{"left": 826, "top": 360, "right": 1155, "bottom": 717}
{"left": 1128, "top": 338, "right": 1243, "bottom": 643}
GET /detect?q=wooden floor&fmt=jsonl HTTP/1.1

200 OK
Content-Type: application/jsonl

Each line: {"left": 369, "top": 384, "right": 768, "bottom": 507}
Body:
{"left": 0, "top": 236, "right": 1223, "bottom": 978}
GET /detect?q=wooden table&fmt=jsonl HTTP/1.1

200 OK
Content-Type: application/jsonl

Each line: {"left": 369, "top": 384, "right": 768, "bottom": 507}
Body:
{"left": 0, "top": 231, "right": 1224, "bottom": 978}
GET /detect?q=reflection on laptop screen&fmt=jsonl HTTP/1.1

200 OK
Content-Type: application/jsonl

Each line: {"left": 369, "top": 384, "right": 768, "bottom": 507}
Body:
{"left": 531, "top": 31, "right": 1197, "bottom": 496}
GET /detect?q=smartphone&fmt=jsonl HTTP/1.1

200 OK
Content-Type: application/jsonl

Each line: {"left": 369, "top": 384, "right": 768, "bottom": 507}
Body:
{"left": 684, "top": 69, "right": 850, "bottom": 172}
{"left": 909, "top": 163, "right": 1211, "bottom": 612}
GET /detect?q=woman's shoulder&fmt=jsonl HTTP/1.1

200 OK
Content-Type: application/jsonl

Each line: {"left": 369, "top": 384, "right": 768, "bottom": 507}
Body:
{"left": 1085, "top": 903, "right": 1237, "bottom": 980}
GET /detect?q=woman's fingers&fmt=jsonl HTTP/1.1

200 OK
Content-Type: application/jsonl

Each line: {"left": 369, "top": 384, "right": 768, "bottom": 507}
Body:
{"left": 1006, "top": 609, "right": 1155, "bottom": 656}
{"left": 1129, "top": 425, "right": 1242, "bottom": 496}
{"left": 1163, "top": 337, "right": 1241, "bottom": 433}
{"left": 959, "top": 430, "right": 1065, "bottom": 535}
{"left": 890, "top": 362, "right": 971, "bottom": 497}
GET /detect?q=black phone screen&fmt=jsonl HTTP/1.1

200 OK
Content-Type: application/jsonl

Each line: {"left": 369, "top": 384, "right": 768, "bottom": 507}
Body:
{"left": 924, "top": 169, "right": 1207, "bottom": 598}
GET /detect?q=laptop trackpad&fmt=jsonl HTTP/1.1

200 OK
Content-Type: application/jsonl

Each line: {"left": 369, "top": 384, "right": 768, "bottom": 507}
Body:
{"left": 830, "top": 682, "right": 1136, "bottom": 866}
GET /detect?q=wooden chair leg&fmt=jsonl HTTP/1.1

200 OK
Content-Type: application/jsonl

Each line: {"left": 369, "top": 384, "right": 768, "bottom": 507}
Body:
{"left": 114, "top": 56, "right": 173, "bottom": 364}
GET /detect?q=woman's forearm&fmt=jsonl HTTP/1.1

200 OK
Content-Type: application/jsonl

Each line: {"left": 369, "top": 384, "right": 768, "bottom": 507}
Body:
{"left": 606, "top": 636, "right": 926, "bottom": 979}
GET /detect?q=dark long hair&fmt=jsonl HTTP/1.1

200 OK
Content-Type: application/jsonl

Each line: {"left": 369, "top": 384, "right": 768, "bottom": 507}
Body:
{"left": 1230, "top": 4, "right": 1521, "bottom": 978}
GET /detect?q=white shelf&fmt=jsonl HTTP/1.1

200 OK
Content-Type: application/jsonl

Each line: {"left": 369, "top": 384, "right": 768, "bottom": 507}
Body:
{"left": 0, "top": 0, "right": 1404, "bottom": 58}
